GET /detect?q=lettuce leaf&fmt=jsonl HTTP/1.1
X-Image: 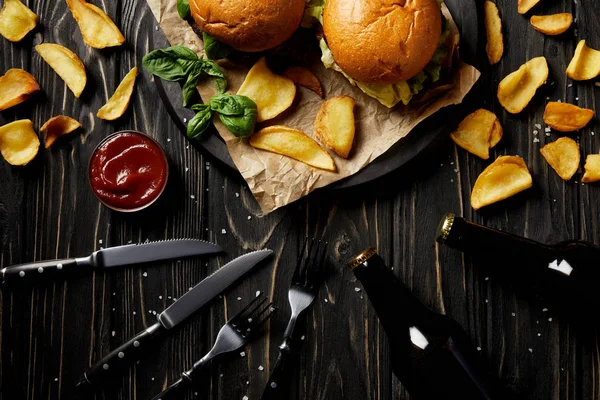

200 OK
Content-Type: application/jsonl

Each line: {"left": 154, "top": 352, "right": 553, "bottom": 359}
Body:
{"left": 302, "top": 0, "right": 326, "bottom": 28}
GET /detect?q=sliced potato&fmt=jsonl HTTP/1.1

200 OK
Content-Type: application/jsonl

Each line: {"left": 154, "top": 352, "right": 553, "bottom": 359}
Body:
{"left": 249, "top": 125, "right": 336, "bottom": 172}
{"left": 451, "top": 109, "right": 502, "bottom": 160}
{"left": 0, "top": 0, "right": 37, "bottom": 42}
{"left": 471, "top": 156, "right": 533, "bottom": 210}
{"left": 35, "top": 43, "right": 87, "bottom": 98}
{"left": 237, "top": 57, "right": 296, "bottom": 122}
{"left": 540, "top": 137, "right": 580, "bottom": 181}
{"left": 582, "top": 154, "right": 600, "bottom": 183}
{"left": 518, "top": 0, "right": 540, "bottom": 14}
{"left": 0, "top": 69, "right": 40, "bottom": 111}
{"left": 543, "top": 102, "right": 594, "bottom": 132}
{"left": 314, "top": 96, "right": 356, "bottom": 159}
{"left": 566, "top": 40, "right": 600, "bottom": 81}
{"left": 66, "top": 0, "right": 125, "bottom": 49}
{"left": 97, "top": 67, "right": 138, "bottom": 120}
{"left": 497, "top": 57, "right": 548, "bottom": 114}
{"left": 0, "top": 119, "right": 40, "bottom": 166}
{"left": 484, "top": 1, "right": 504, "bottom": 65}
{"left": 41, "top": 116, "right": 81, "bottom": 148}
{"left": 283, "top": 66, "right": 323, "bottom": 98}
{"left": 530, "top": 13, "right": 573, "bottom": 36}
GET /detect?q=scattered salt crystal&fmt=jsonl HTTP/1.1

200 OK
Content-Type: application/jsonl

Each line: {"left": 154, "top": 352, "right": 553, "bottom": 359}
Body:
{"left": 159, "top": 296, "right": 163, "bottom": 300}
{"left": 542, "top": 308, "right": 548, "bottom": 312}
{"left": 557, "top": 99, "right": 562, "bottom": 102}
{"left": 450, "top": 162, "right": 454, "bottom": 165}
{"left": 111, "top": 331, "right": 115, "bottom": 337}
{"left": 151, "top": 377, "right": 155, "bottom": 381}
{"left": 133, "top": 311, "right": 136, "bottom": 315}
{"left": 270, "top": 382, "right": 277, "bottom": 389}
{"left": 235, "top": 193, "right": 240, "bottom": 197}
{"left": 300, "top": 335, "right": 305, "bottom": 340}
{"left": 256, "top": 291, "right": 261, "bottom": 297}
{"left": 155, "top": 26, "right": 159, "bottom": 31}
{"left": 485, "top": 299, "right": 489, "bottom": 303}
{"left": 206, "top": 188, "right": 209, "bottom": 192}
{"left": 190, "top": 195, "right": 195, "bottom": 199}
{"left": 477, "top": 347, "right": 481, "bottom": 351}
{"left": 185, "top": 167, "right": 189, "bottom": 172}
{"left": 237, "top": 297, "right": 242, "bottom": 301}
{"left": 240, "top": 351, "right": 246, "bottom": 358}
{"left": 453, "top": 168, "right": 459, "bottom": 173}
{"left": 54, "top": 378, "right": 58, "bottom": 382}
{"left": 538, "top": 333, "right": 541, "bottom": 337}
{"left": 548, "top": 317, "right": 553, "bottom": 322}
{"left": 545, "top": 127, "right": 551, "bottom": 132}
{"left": 592, "top": 132, "right": 596, "bottom": 136}
{"left": 440, "top": 163, "right": 443, "bottom": 167}
{"left": 258, "top": 366, "right": 264, "bottom": 371}
{"left": 220, "top": 374, "right": 224, "bottom": 378}
{"left": 99, "top": 239, "right": 103, "bottom": 244}
{"left": 324, "top": 298, "right": 328, "bottom": 303}
{"left": 484, "top": 277, "right": 489, "bottom": 281}
{"left": 152, "top": 311, "right": 157, "bottom": 315}
{"left": 568, "top": 83, "right": 573, "bottom": 88}
{"left": 450, "top": 179, "right": 454, "bottom": 183}
{"left": 167, "top": 138, "right": 171, "bottom": 142}
{"left": 533, "top": 130, "right": 538, "bottom": 135}
{"left": 533, "top": 138, "right": 540, "bottom": 143}
{"left": 168, "top": 296, "right": 172, "bottom": 299}
{"left": 576, "top": 97, "right": 579, "bottom": 101}
{"left": 512, "top": 313, "right": 516, "bottom": 317}
{"left": 143, "top": 272, "right": 148, "bottom": 277}
{"left": 354, "top": 287, "right": 361, "bottom": 293}
{"left": 113, "top": 292, "right": 116, "bottom": 296}
{"left": 243, "top": 397, "right": 249, "bottom": 400}
{"left": 222, "top": 229, "right": 227, "bottom": 234}
{"left": 528, "top": 348, "right": 533, "bottom": 353}
{"left": 248, "top": 216, "right": 252, "bottom": 220}
{"left": 535, "top": 124, "right": 542, "bottom": 129}
{"left": 183, "top": 118, "right": 187, "bottom": 123}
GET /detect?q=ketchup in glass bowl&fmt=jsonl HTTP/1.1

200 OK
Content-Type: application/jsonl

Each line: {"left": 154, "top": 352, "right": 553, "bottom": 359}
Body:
{"left": 88, "top": 131, "right": 169, "bottom": 212}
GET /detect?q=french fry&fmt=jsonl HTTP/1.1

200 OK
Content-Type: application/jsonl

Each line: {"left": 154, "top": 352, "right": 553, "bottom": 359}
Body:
{"left": 497, "top": 57, "right": 548, "bottom": 114}
{"left": 237, "top": 57, "right": 296, "bottom": 122}
{"left": 41, "top": 116, "right": 81, "bottom": 148}
{"left": 0, "top": 69, "right": 40, "bottom": 111}
{"left": 314, "top": 96, "right": 356, "bottom": 158}
{"left": 0, "top": 0, "right": 37, "bottom": 42}
{"left": 0, "top": 119, "right": 40, "bottom": 166}
{"left": 451, "top": 109, "right": 503, "bottom": 160}
{"left": 484, "top": 1, "right": 504, "bottom": 65}
{"left": 66, "top": 0, "right": 125, "bottom": 49}
{"left": 97, "top": 67, "right": 138, "bottom": 120}
{"left": 543, "top": 102, "right": 594, "bottom": 132}
{"left": 249, "top": 125, "right": 336, "bottom": 172}
{"left": 471, "top": 155, "right": 533, "bottom": 210}
{"left": 518, "top": 0, "right": 540, "bottom": 14}
{"left": 540, "top": 137, "right": 580, "bottom": 181}
{"left": 35, "top": 43, "right": 87, "bottom": 98}
{"left": 530, "top": 13, "right": 573, "bottom": 36}
{"left": 566, "top": 40, "right": 600, "bottom": 81}
{"left": 582, "top": 154, "right": 600, "bottom": 183}
{"left": 283, "top": 66, "right": 324, "bottom": 98}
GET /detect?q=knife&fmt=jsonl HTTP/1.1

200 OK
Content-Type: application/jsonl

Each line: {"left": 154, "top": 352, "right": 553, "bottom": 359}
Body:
{"left": 76, "top": 249, "right": 273, "bottom": 389}
{"left": 0, "top": 239, "right": 222, "bottom": 287}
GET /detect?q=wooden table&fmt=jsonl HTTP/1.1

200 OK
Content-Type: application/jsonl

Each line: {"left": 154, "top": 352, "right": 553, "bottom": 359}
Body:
{"left": 1, "top": 1, "right": 599, "bottom": 399}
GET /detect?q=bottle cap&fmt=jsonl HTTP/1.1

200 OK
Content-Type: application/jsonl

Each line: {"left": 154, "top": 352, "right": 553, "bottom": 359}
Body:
{"left": 436, "top": 213, "right": 455, "bottom": 244}
{"left": 347, "top": 248, "right": 377, "bottom": 270}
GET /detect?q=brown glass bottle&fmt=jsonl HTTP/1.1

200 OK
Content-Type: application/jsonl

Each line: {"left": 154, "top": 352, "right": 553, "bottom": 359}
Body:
{"left": 349, "top": 248, "right": 508, "bottom": 400}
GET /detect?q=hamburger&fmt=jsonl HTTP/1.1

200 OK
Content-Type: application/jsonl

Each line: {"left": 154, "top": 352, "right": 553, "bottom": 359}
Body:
{"left": 190, "top": 0, "right": 306, "bottom": 53}
{"left": 305, "top": 0, "right": 457, "bottom": 107}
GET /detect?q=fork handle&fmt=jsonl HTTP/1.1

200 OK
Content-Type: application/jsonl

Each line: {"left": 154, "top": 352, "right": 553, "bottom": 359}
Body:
{"left": 150, "top": 377, "right": 190, "bottom": 400}
{"left": 261, "top": 341, "right": 299, "bottom": 400}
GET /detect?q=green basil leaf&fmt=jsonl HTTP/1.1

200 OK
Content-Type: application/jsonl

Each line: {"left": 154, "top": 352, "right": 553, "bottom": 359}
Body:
{"left": 209, "top": 94, "right": 245, "bottom": 116}
{"left": 214, "top": 77, "right": 227, "bottom": 94}
{"left": 182, "top": 62, "right": 203, "bottom": 107}
{"left": 200, "top": 60, "right": 227, "bottom": 93}
{"left": 202, "top": 32, "right": 232, "bottom": 60}
{"left": 187, "top": 105, "right": 213, "bottom": 139}
{"left": 176, "top": 0, "right": 190, "bottom": 19}
{"left": 218, "top": 96, "right": 258, "bottom": 138}
{"left": 142, "top": 46, "right": 200, "bottom": 82}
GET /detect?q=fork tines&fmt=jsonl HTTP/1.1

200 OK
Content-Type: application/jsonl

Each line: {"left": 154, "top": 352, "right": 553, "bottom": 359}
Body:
{"left": 293, "top": 238, "right": 327, "bottom": 288}
{"left": 230, "top": 294, "right": 275, "bottom": 337}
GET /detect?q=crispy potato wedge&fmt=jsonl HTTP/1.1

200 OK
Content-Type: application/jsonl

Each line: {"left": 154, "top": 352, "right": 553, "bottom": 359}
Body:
{"left": 249, "top": 125, "right": 336, "bottom": 171}
{"left": 540, "top": 137, "right": 580, "bottom": 181}
{"left": 35, "top": 43, "right": 87, "bottom": 98}
{"left": 41, "top": 116, "right": 81, "bottom": 148}
{"left": 0, "top": 69, "right": 40, "bottom": 111}
{"left": 582, "top": 154, "right": 600, "bottom": 183}
{"left": 66, "top": 0, "right": 125, "bottom": 49}
{"left": 530, "top": 13, "right": 573, "bottom": 36}
{"left": 0, "top": 119, "right": 40, "bottom": 166}
{"left": 471, "top": 155, "right": 533, "bottom": 210}
{"left": 543, "top": 102, "right": 594, "bottom": 132}
{"left": 0, "top": 0, "right": 37, "bottom": 42}
{"left": 283, "top": 66, "right": 323, "bottom": 98}
{"left": 237, "top": 57, "right": 296, "bottom": 122}
{"left": 314, "top": 96, "right": 356, "bottom": 159}
{"left": 497, "top": 57, "right": 548, "bottom": 114}
{"left": 484, "top": 1, "right": 504, "bottom": 65}
{"left": 518, "top": 0, "right": 540, "bottom": 14}
{"left": 451, "top": 109, "right": 503, "bottom": 160}
{"left": 97, "top": 67, "right": 138, "bottom": 120}
{"left": 566, "top": 40, "right": 600, "bottom": 81}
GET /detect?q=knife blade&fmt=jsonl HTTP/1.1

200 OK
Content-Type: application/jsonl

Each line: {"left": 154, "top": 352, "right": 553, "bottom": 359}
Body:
{"left": 0, "top": 239, "right": 223, "bottom": 286}
{"left": 76, "top": 249, "right": 273, "bottom": 389}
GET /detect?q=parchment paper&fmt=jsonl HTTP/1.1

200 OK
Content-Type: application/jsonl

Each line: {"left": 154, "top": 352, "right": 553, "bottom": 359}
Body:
{"left": 146, "top": 0, "right": 480, "bottom": 214}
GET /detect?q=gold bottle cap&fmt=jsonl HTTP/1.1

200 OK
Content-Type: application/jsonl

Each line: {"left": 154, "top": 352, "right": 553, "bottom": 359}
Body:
{"left": 436, "top": 213, "right": 455, "bottom": 244}
{"left": 348, "top": 248, "right": 377, "bottom": 270}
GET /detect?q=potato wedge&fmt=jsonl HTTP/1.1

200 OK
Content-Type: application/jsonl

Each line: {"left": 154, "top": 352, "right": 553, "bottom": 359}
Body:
{"left": 471, "top": 156, "right": 533, "bottom": 210}
{"left": 582, "top": 154, "right": 600, "bottom": 183}
{"left": 41, "top": 116, "right": 81, "bottom": 148}
{"left": 484, "top": 1, "right": 504, "bottom": 65}
{"left": 497, "top": 57, "right": 548, "bottom": 114}
{"left": 314, "top": 96, "right": 356, "bottom": 159}
{"left": 451, "top": 109, "right": 502, "bottom": 160}
{"left": 540, "top": 137, "right": 580, "bottom": 181}
{"left": 518, "top": 0, "right": 540, "bottom": 14}
{"left": 543, "top": 102, "right": 594, "bottom": 132}
{"left": 283, "top": 66, "right": 323, "bottom": 98}
{"left": 566, "top": 40, "right": 600, "bottom": 81}
{"left": 0, "top": 69, "right": 40, "bottom": 111}
{"left": 530, "top": 13, "right": 573, "bottom": 36}
{"left": 237, "top": 57, "right": 296, "bottom": 122}
{"left": 66, "top": 0, "right": 125, "bottom": 49}
{"left": 35, "top": 43, "right": 87, "bottom": 98}
{"left": 0, "top": 0, "right": 37, "bottom": 42}
{"left": 0, "top": 119, "right": 40, "bottom": 166}
{"left": 249, "top": 125, "right": 336, "bottom": 172}
{"left": 97, "top": 67, "right": 138, "bottom": 120}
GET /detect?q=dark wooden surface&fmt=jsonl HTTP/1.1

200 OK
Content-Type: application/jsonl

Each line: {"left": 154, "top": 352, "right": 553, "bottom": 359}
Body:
{"left": 1, "top": 1, "right": 599, "bottom": 399}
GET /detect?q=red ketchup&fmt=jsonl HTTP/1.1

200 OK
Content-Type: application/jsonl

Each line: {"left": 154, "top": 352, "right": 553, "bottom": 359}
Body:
{"left": 89, "top": 131, "right": 168, "bottom": 211}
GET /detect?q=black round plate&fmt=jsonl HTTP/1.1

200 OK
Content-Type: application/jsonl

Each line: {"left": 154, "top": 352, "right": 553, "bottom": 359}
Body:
{"left": 152, "top": 0, "right": 479, "bottom": 189}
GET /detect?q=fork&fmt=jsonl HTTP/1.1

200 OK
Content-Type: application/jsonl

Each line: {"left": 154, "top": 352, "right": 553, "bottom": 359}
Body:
{"left": 151, "top": 295, "right": 274, "bottom": 400}
{"left": 261, "top": 238, "right": 326, "bottom": 400}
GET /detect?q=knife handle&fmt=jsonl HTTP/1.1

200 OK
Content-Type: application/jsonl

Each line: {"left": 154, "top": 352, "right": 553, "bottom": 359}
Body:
{"left": 1, "top": 258, "right": 81, "bottom": 286}
{"left": 77, "top": 322, "right": 165, "bottom": 389}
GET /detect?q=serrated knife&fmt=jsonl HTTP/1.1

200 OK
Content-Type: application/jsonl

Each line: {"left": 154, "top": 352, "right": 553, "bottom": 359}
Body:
{"left": 0, "top": 239, "right": 223, "bottom": 286}
{"left": 76, "top": 249, "right": 273, "bottom": 389}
